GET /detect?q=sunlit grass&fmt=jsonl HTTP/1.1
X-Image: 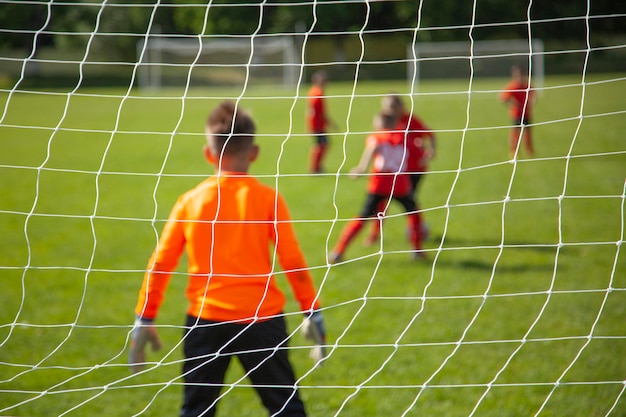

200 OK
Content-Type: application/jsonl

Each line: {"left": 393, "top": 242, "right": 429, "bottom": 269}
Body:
{"left": 0, "top": 75, "right": 625, "bottom": 416}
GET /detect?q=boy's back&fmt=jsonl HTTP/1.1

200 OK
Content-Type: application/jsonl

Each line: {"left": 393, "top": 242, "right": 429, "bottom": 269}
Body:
{"left": 137, "top": 173, "right": 316, "bottom": 323}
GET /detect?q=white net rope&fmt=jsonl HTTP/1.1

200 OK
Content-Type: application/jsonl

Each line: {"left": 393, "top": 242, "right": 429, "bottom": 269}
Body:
{"left": 0, "top": 1, "right": 625, "bottom": 416}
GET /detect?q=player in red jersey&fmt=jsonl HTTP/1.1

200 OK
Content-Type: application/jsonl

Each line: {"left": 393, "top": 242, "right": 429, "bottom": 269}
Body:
{"left": 329, "top": 111, "right": 425, "bottom": 263}
{"left": 500, "top": 64, "right": 536, "bottom": 159}
{"left": 306, "top": 70, "right": 336, "bottom": 173}
{"left": 129, "top": 101, "right": 325, "bottom": 417}
{"left": 365, "top": 94, "right": 435, "bottom": 246}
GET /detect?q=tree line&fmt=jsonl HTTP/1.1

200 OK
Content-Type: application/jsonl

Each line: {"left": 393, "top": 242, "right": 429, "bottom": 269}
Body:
{"left": 1, "top": 0, "right": 624, "bottom": 60}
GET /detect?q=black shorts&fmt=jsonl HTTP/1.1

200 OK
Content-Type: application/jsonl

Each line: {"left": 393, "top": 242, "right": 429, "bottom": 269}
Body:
{"left": 180, "top": 315, "right": 306, "bottom": 417}
{"left": 313, "top": 132, "right": 328, "bottom": 145}
{"left": 513, "top": 116, "right": 531, "bottom": 126}
{"left": 359, "top": 193, "right": 417, "bottom": 218}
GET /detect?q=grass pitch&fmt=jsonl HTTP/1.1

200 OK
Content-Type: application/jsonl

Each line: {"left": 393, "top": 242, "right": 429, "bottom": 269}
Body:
{"left": 0, "top": 75, "right": 625, "bottom": 416}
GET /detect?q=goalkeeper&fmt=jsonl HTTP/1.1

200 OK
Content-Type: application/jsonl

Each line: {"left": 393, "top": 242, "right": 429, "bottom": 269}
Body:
{"left": 130, "top": 100, "right": 326, "bottom": 417}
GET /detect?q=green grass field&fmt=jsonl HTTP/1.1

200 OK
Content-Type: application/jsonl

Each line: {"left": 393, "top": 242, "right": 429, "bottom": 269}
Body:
{"left": 1, "top": 75, "right": 625, "bottom": 416}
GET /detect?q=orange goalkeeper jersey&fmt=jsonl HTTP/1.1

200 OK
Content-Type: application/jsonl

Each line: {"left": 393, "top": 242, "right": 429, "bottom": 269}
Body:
{"left": 135, "top": 172, "right": 321, "bottom": 323}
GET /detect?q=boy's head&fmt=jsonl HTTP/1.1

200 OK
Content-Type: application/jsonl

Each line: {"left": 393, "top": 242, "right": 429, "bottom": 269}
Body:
{"left": 205, "top": 100, "right": 256, "bottom": 155}
{"left": 204, "top": 101, "right": 258, "bottom": 170}
{"left": 511, "top": 64, "right": 528, "bottom": 82}
{"left": 311, "top": 70, "right": 329, "bottom": 87}
{"left": 381, "top": 94, "right": 405, "bottom": 116}
{"left": 374, "top": 111, "right": 397, "bottom": 131}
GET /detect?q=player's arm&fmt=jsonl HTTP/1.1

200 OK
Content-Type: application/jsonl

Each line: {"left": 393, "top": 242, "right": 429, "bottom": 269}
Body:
{"left": 318, "top": 97, "right": 338, "bottom": 132}
{"left": 273, "top": 194, "right": 320, "bottom": 312}
{"left": 529, "top": 88, "right": 537, "bottom": 108}
{"left": 426, "top": 125, "right": 437, "bottom": 160}
{"left": 130, "top": 200, "right": 186, "bottom": 372}
{"left": 499, "top": 85, "right": 514, "bottom": 105}
{"left": 418, "top": 121, "right": 437, "bottom": 161}
{"left": 134, "top": 209, "right": 186, "bottom": 320}
{"left": 350, "top": 137, "right": 377, "bottom": 178}
{"left": 325, "top": 109, "right": 339, "bottom": 132}
{"left": 273, "top": 195, "right": 327, "bottom": 362}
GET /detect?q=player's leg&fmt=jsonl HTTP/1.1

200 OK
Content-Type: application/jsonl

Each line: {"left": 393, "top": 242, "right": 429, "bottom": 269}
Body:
{"left": 522, "top": 121, "right": 534, "bottom": 158}
{"left": 394, "top": 194, "right": 425, "bottom": 259}
{"left": 310, "top": 133, "right": 328, "bottom": 174}
{"left": 180, "top": 316, "right": 232, "bottom": 417}
{"left": 236, "top": 317, "right": 307, "bottom": 417}
{"left": 330, "top": 194, "right": 383, "bottom": 263}
{"left": 509, "top": 125, "right": 522, "bottom": 159}
{"left": 364, "top": 199, "right": 388, "bottom": 247}
{"left": 411, "top": 173, "right": 423, "bottom": 199}
{"left": 410, "top": 173, "right": 428, "bottom": 241}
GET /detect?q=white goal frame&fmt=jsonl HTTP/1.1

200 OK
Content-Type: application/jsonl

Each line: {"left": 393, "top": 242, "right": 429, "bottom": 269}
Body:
{"left": 407, "top": 39, "right": 545, "bottom": 88}
{"left": 137, "top": 35, "right": 300, "bottom": 90}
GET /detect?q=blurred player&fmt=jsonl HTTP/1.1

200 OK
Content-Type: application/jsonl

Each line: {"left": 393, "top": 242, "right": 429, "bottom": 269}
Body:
{"left": 500, "top": 64, "right": 536, "bottom": 159}
{"left": 306, "top": 70, "right": 336, "bottom": 173}
{"left": 365, "top": 94, "right": 435, "bottom": 246}
{"left": 129, "top": 101, "right": 326, "bottom": 417}
{"left": 329, "top": 111, "right": 425, "bottom": 263}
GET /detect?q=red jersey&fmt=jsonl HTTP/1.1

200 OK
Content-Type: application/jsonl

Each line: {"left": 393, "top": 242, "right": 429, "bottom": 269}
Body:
{"left": 135, "top": 173, "right": 320, "bottom": 323}
{"left": 306, "top": 85, "right": 327, "bottom": 133}
{"left": 366, "top": 130, "right": 411, "bottom": 197}
{"left": 398, "top": 113, "right": 434, "bottom": 173}
{"left": 500, "top": 80, "right": 534, "bottom": 119}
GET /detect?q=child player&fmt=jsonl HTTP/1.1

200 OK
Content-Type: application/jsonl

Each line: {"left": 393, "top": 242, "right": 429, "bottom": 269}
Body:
{"left": 306, "top": 70, "right": 336, "bottom": 173}
{"left": 329, "top": 111, "right": 426, "bottom": 263}
{"left": 500, "top": 64, "right": 536, "bottom": 159}
{"left": 129, "top": 101, "right": 326, "bottom": 417}
{"left": 365, "top": 94, "right": 435, "bottom": 246}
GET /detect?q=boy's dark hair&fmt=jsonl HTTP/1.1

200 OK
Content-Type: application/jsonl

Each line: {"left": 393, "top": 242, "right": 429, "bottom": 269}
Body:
{"left": 311, "top": 70, "right": 328, "bottom": 85}
{"left": 376, "top": 111, "right": 397, "bottom": 130}
{"left": 511, "top": 64, "right": 529, "bottom": 78}
{"left": 382, "top": 93, "right": 404, "bottom": 114}
{"left": 206, "top": 101, "right": 256, "bottom": 155}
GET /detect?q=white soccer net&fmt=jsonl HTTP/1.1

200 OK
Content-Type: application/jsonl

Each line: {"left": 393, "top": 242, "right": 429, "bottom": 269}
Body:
{"left": 1, "top": 1, "right": 625, "bottom": 417}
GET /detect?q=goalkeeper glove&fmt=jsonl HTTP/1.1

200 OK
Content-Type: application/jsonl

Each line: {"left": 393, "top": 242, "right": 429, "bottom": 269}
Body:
{"left": 301, "top": 310, "right": 327, "bottom": 363}
{"left": 129, "top": 317, "right": 162, "bottom": 373}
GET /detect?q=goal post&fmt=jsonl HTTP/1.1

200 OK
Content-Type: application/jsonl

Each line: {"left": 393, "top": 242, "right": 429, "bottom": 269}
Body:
{"left": 407, "top": 39, "right": 545, "bottom": 89}
{"left": 137, "top": 35, "right": 300, "bottom": 90}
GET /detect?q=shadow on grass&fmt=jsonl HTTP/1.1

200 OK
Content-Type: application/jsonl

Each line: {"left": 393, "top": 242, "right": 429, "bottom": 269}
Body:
{"left": 432, "top": 234, "right": 559, "bottom": 252}
{"left": 428, "top": 234, "right": 561, "bottom": 273}
{"left": 432, "top": 258, "right": 557, "bottom": 273}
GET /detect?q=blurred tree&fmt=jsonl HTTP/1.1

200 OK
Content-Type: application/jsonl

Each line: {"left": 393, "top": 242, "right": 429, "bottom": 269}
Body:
{"left": 0, "top": 1, "right": 53, "bottom": 49}
{"left": 171, "top": 0, "right": 261, "bottom": 35}
{"left": 0, "top": 0, "right": 624, "bottom": 59}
